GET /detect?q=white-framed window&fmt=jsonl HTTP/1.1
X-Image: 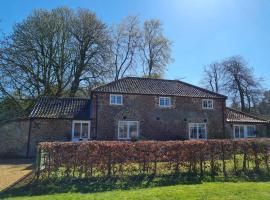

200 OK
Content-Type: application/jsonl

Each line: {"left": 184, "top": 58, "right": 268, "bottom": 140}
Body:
{"left": 118, "top": 121, "right": 139, "bottom": 140}
{"left": 159, "top": 97, "right": 171, "bottom": 107}
{"left": 234, "top": 125, "right": 256, "bottom": 139}
{"left": 72, "top": 120, "right": 91, "bottom": 141}
{"left": 110, "top": 94, "right": 123, "bottom": 105}
{"left": 189, "top": 123, "right": 207, "bottom": 140}
{"left": 202, "top": 99, "right": 213, "bottom": 109}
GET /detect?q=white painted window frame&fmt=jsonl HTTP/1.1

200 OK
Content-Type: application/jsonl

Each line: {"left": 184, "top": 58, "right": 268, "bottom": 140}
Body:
{"left": 118, "top": 121, "right": 139, "bottom": 140}
{"left": 233, "top": 124, "right": 256, "bottom": 139}
{"left": 202, "top": 99, "right": 214, "bottom": 109}
{"left": 72, "top": 120, "right": 91, "bottom": 141}
{"left": 159, "top": 96, "right": 172, "bottom": 108}
{"left": 189, "top": 123, "right": 208, "bottom": 140}
{"left": 110, "top": 94, "right": 123, "bottom": 105}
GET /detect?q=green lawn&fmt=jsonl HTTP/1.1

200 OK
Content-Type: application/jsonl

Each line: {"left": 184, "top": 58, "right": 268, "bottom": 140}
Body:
{"left": 3, "top": 182, "right": 270, "bottom": 200}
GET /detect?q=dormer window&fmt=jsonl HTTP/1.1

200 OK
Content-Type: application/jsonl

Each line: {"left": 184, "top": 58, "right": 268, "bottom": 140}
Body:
{"left": 159, "top": 97, "right": 171, "bottom": 107}
{"left": 202, "top": 99, "right": 213, "bottom": 109}
{"left": 110, "top": 94, "right": 123, "bottom": 105}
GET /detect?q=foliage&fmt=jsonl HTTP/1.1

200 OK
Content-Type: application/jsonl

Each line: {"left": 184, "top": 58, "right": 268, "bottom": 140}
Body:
{"left": 0, "top": 8, "right": 173, "bottom": 121}
{"left": 37, "top": 139, "right": 270, "bottom": 180}
{"left": 0, "top": 7, "right": 110, "bottom": 99}
{"left": 0, "top": 97, "right": 33, "bottom": 122}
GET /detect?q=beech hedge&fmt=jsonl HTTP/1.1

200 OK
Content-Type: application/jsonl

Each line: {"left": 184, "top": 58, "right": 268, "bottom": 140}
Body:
{"left": 36, "top": 139, "right": 270, "bottom": 180}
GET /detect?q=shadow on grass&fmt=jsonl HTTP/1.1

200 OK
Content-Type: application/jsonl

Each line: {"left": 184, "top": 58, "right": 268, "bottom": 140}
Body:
{"left": 1, "top": 171, "right": 270, "bottom": 199}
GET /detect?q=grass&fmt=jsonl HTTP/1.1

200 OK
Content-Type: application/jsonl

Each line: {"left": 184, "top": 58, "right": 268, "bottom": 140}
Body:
{"left": 2, "top": 156, "right": 270, "bottom": 200}
{"left": 0, "top": 159, "right": 33, "bottom": 191}
{"left": 2, "top": 182, "right": 270, "bottom": 200}
{"left": 2, "top": 172, "right": 270, "bottom": 200}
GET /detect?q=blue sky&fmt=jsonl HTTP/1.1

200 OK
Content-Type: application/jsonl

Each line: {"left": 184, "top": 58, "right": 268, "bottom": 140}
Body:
{"left": 1, "top": 0, "right": 270, "bottom": 88}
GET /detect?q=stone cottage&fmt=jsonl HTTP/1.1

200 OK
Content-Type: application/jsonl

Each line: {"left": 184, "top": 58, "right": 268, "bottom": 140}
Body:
{"left": 1, "top": 77, "right": 269, "bottom": 157}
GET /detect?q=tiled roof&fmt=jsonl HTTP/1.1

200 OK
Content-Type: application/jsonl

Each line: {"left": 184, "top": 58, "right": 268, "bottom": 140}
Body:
{"left": 226, "top": 107, "right": 269, "bottom": 124}
{"left": 93, "top": 77, "right": 226, "bottom": 99}
{"left": 29, "top": 97, "right": 91, "bottom": 120}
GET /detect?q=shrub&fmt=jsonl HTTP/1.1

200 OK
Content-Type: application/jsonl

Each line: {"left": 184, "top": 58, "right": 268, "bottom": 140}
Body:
{"left": 37, "top": 139, "right": 270, "bottom": 180}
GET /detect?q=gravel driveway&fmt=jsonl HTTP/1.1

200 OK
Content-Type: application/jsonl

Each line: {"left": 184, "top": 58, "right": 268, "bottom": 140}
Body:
{"left": 0, "top": 159, "right": 33, "bottom": 191}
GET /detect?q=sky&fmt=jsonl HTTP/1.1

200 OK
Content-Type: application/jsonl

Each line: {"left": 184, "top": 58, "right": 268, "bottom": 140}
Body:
{"left": 0, "top": 0, "right": 270, "bottom": 88}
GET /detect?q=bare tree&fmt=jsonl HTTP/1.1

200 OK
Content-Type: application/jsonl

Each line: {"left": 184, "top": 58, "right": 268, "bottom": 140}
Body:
{"left": 222, "top": 56, "right": 263, "bottom": 111}
{"left": 69, "top": 9, "right": 111, "bottom": 96}
{"left": 140, "top": 20, "right": 172, "bottom": 78}
{"left": 201, "top": 62, "right": 224, "bottom": 93}
{"left": 257, "top": 90, "right": 270, "bottom": 118}
{"left": 201, "top": 56, "right": 263, "bottom": 112}
{"left": 110, "top": 16, "right": 141, "bottom": 81}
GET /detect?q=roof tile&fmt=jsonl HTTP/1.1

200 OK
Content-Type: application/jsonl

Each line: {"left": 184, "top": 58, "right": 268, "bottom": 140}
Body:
{"left": 29, "top": 97, "right": 91, "bottom": 120}
{"left": 93, "top": 77, "right": 226, "bottom": 99}
{"left": 226, "top": 108, "right": 269, "bottom": 124}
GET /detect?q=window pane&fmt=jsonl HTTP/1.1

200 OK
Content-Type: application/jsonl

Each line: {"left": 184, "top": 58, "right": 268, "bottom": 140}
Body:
{"left": 165, "top": 98, "right": 171, "bottom": 106}
{"left": 111, "top": 95, "right": 122, "bottom": 104}
{"left": 203, "top": 100, "right": 208, "bottom": 108}
{"left": 164, "top": 98, "right": 168, "bottom": 106}
{"left": 203, "top": 100, "right": 213, "bottom": 108}
{"left": 234, "top": 126, "right": 240, "bottom": 138}
{"left": 208, "top": 100, "right": 213, "bottom": 108}
{"left": 74, "top": 123, "right": 80, "bottom": 138}
{"left": 198, "top": 124, "right": 206, "bottom": 139}
{"left": 119, "top": 122, "right": 128, "bottom": 139}
{"left": 160, "top": 97, "right": 171, "bottom": 107}
{"left": 240, "top": 126, "right": 245, "bottom": 138}
{"left": 81, "top": 123, "right": 89, "bottom": 138}
{"left": 116, "top": 96, "right": 122, "bottom": 104}
{"left": 160, "top": 98, "right": 164, "bottom": 106}
{"left": 190, "top": 124, "right": 197, "bottom": 139}
{"left": 247, "top": 126, "right": 255, "bottom": 137}
{"left": 129, "top": 122, "right": 138, "bottom": 138}
{"left": 111, "top": 95, "right": 116, "bottom": 104}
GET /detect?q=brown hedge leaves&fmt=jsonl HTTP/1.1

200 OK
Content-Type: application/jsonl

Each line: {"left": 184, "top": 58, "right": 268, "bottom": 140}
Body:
{"left": 37, "top": 139, "right": 270, "bottom": 180}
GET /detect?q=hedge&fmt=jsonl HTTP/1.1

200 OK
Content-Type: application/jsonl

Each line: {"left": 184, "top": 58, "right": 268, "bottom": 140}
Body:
{"left": 36, "top": 139, "right": 270, "bottom": 180}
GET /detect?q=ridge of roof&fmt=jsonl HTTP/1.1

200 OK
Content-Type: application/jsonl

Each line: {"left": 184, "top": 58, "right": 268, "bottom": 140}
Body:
{"left": 92, "top": 77, "right": 227, "bottom": 99}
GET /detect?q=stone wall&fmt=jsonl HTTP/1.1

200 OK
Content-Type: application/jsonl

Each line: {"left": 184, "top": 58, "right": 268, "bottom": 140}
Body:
{"left": 92, "top": 93, "right": 226, "bottom": 140}
{"left": 0, "top": 119, "right": 29, "bottom": 158}
{"left": 28, "top": 118, "right": 72, "bottom": 157}
{"left": 0, "top": 118, "right": 75, "bottom": 157}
